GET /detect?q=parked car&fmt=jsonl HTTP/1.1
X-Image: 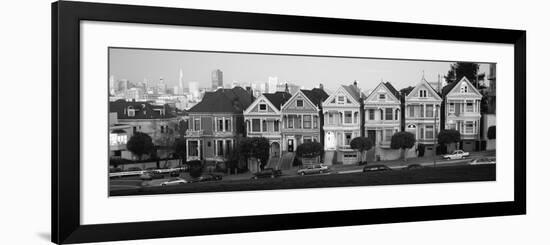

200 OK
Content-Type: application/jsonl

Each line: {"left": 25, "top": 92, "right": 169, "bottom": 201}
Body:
{"left": 191, "top": 174, "right": 223, "bottom": 183}
{"left": 127, "top": 167, "right": 142, "bottom": 171}
{"left": 160, "top": 177, "right": 188, "bottom": 186}
{"left": 442, "top": 150, "right": 470, "bottom": 160}
{"left": 252, "top": 168, "right": 282, "bottom": 179}
{"left": 109, "top": 167, "right": 122, "bottom": 173}
{"left": 469, "top": 157, "right": 496, "bottom": 165}
{"left": 297, "top": 164, "right": 330, "bottom": 176}
{"left": 139, "top": 171, "right": 164, "bottom": 180}
{"left": 405, "top": 164, "right": 424, "bottom": 170}
{"left": 363, "top": 164, "right": 392, "bottom": 172}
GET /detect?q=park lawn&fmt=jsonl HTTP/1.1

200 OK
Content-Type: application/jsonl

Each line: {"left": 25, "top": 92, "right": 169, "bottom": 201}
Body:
{"left": 110, "top": 164, "right": 495, "bottom": 196}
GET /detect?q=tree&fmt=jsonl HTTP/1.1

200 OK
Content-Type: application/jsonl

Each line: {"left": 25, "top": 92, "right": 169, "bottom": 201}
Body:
{"left": 126, "top": 132, "right": 154, "bottom": 161}
{"left": 487, "top": 126, "right": 496, "bottom": 140}
{"left": 444, "top": 62, "right": 485, "bottom": 88}
{"left": 390, "top": 131, "right": 416, "bottom": 161}
{"left": 400, "top": 86, "right": 415, "bottom": 96}
{"left": 350, "top": 137, "right": 373, "bottom": 165}
{"left": 239, "top": 137, "right": 270, "bottom": 170}
{"left": 296, "top": 142, "right": 324, "bottom": 158}
{"left": 173, "top": 138, "right": 186, "bottom": 166}
{"left": 437, "top": 129, "right": 461, "bottom": 153}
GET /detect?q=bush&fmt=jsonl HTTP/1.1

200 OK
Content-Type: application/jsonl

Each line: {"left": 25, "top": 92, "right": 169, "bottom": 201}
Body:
{"left": 292, "top": 157, "right": 303, "bottom": 166}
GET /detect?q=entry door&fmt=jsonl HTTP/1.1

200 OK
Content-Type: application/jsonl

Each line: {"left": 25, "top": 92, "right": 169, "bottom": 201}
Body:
{"left": 288, "top": 139, "right": 294, "bottom": 152}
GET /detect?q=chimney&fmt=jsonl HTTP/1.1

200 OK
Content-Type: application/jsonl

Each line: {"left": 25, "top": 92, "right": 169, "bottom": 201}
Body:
{"left": 319, "top": 83, "right": 324, "bottom": 90}
{"left": 284, "top": 82, "right": 289, "bottom": 94}
{"left": 353, "top": 80, "right": 358, "bottom": 87}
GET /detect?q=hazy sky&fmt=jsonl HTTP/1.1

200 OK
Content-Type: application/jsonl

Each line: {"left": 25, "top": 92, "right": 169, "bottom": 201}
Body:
{"left": 109, "top": 48, "right": 491, "bottom": 91}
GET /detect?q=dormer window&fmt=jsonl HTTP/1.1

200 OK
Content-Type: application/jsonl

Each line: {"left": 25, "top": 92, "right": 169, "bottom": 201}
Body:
{"left": 419, "top": 90, "right": 427, "bottom": 98}
{"left": 259, "top": 103, "right": 267, "bottom": 111}
{"left": 127, "top": 106, "right": 135, "bottom": 117}
{"left": 296, "top": 99, "right": 304, "bottom": 107}
{"left": 379, "top": 94, "right": 386, "bottom": 100}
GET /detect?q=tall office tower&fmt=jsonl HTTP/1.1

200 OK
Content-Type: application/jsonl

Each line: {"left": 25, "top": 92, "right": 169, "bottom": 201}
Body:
{"left": 268, "top": 76, "right": 278, "bottom": 93}
{"left": 157, "top": 77, "right": 167, "bottom": 94}
{"left": 211, "top": 69, "right": 223, "bottom": 90}
{"left": 178, "top": 68, "right": 184, "bottom": 94}
{"left": 189, "top": 81, "right": 199, "bottom": 100}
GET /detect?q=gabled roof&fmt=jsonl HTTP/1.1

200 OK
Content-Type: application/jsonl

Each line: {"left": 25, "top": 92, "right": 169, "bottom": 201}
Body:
{"left": 263, "top": 91, "right": 292, "bottom": 110}
{"left": 406, "top": 77, "right": 443, "bottom": 101}
{"left": 300, "top": 88, "right": 329, "bottom": 107}
{"left": 109, "top": 99, "right": 178, "bottom": 119}
{"left": 443, "top": 76, "right": 483, "bottom": 98}
{"left": 364, "top": 81, "right": 401, "bottom": 103}
{"left": 342, "top": 85, "right": 361, "bottom": 102}
{"left": 188, "top": 87, "right": 254, "bottom": 113}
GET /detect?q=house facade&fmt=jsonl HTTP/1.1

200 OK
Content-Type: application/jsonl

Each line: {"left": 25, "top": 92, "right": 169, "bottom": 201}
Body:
{"left": 243, "top": 92, "right": 291, "bottom": 159}
{"left": 364, "top": 82, "right": 403, "bottom": 161}
{"left": 280, "top": 89, "right": 328, "bottom": 153}
{"left": 109, "top": 99, "right": 182, "bottom": 159}
{"left": 322, "top": 84, "right": 363, "bottom": 165}
{"left": 442, "top": 77, "right": 483, "bottom": 152}
{"left": 185, "top": 87, "right": 253, "bottom": 165}
{"left": 405, "top": 78, "right": 442, "bottom": 157}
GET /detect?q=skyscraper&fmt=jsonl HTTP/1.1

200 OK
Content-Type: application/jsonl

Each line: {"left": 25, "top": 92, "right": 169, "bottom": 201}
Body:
{"left": 268, "top": 76, "right": 278, "bottom": 93}
{"left": 211, "top": 69, "right": 223, "bottom": 90}
{"left": 178, "top": 68, "right": 184, "bottom": 94}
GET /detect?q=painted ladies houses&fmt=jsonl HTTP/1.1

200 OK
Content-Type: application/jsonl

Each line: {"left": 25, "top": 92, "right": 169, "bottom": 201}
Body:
{"left": 280, "top": 88, "right": 328, "bottom": 153}
{"left": 243, "top": 91, "right": 291, "bottom": 159}
{"left": 405, "top": 77, "right": 443, "bottom": 157}
{"left": 364, "top": 82, "right": 403, "bottom": 161}
{"left": 441, "top": 77, "right": 483, "bottom": 152}
{"left": 185, "top": 87, "right": 253, "bottom": 165}
{"left": 322, "top": 83, "right": 363, "bottom": 165}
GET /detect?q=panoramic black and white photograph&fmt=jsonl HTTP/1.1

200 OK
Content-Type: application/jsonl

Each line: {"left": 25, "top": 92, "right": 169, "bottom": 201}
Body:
{"left": 108, "top": 47, "right": 497, "bottom": 196}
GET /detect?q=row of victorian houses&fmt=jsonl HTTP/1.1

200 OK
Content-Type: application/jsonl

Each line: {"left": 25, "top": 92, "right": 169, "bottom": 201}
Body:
{"left": 183, "top": 76, "right": 488, "bottom": 168}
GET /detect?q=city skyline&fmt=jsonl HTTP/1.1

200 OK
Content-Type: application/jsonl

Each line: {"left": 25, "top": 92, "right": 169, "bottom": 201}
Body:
{"left": 109, "top": 48, "right": 491, "bottom": 92}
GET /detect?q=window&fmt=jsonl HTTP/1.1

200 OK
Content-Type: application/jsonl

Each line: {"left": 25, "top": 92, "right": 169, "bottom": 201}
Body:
{"left": 368, "top": 109, "right": 375, "bottom": 120}
{"left": 303, "top": 115, "right": 312, "bottom": 129}
{"left": 354, "top": 112, "right": 359, "bottom": 124}
{"left": 466, "top": 101, "right": 474, "bottom": 112}
{"left": 252, "top": 119, "right": 261, "bottom": 132}
{"left": 385, "top": 108, "right": 393, "bottom": 120}
{"left": 420, "top": 106, "right": 424, "bottom": 117}
{"left": 425, "top": 125, "right": 434, "bottom": 139}
{"left": 127, "top": 108, "right": 135, "bottom": 117}
{"left": 160, "top": 125, "right": 165, "bottom": 133}
{"left": 288, "top": 116, "right": 294, "bottom": 129}
{"left": 426, "top": 104, "right": 434, "bottom": 117}
{"left": 217, "top": 140, "right": 224, "bottom": 156}
{"left": 385, "top": 129, "right": 393, "bottom": 142}
{"left": 259, "top": 103, "right": 267, "bottom": 111}
{"left": 344, "top": 153, "right": 357, "bottom": 158}
{"left": 217, "top": 118, "right": 224, "bottom": 131}
{"left": 262, "top": 120, "right": 267, "bottom": 132}
{"left": 274, "top": 120, "right": 279, "bottom": 131}
{"left": 225, "top": 140, "right": 232, "bottom": 155}
{"left": 449, "top": 103, "right": 455, "bottom": 113}
{"left": 345, "top": 133, "right": 352, "bottom": 145}
{"left": 296, "top": 100, "right": 304, "bottom": 107}
{"left": 420, "top": 127, "right": 424, "bottom": 139}
{"left": 419, "top": 90, "right": 427, "bottom": 98}
{"left": 328, "top": 113, "right": 334, "bottom": 125}
{"left": 344, "top": 111, "right": 352, "bottom": 124}
{"left": 225, "top": 118, "right": 231, "bottom": 132}
{"left": 379, "top": 94, "right": 386, "bottom": 100}
{"left": 188, "top": 141, "right": 199, "bottom": 157}
{"left": 313, "top": 116, "right": 318, "bottom": 129}
{"left": 409, "top": 106, "right": 415, "bottom": 117}
{"left": 295, "top": 116, "right": 302, "bottom": 129}
{"left": 337, "top": 96, "right": 345, "bottom": 104}
{"left": 460, "top": 84, "right": 468, "bottom": 93}
{"left": 132, "top": 126, "right": 137, "bottom": 133}
{"left": 194, "top": 118, "right": 200, "bottom": 131}
{"left": 465, "top": 121, "right": 475, "bottom": 134}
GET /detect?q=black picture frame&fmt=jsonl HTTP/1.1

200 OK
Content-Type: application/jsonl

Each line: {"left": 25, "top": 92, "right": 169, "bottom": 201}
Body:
{"left": 52, "top": 1, "right": 526, "bottom": 244}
